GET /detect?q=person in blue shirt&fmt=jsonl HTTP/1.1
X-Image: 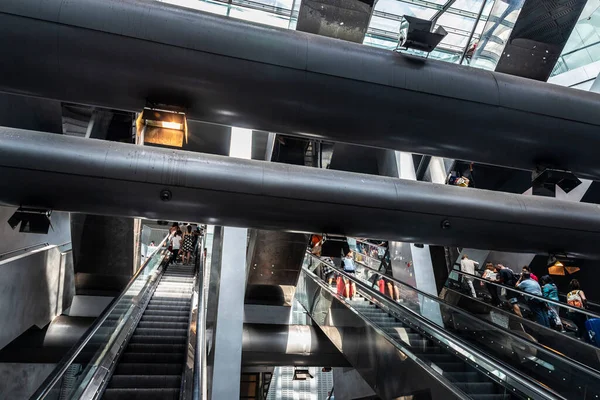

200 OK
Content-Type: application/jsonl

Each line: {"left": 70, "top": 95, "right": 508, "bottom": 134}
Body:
{"left": 342, "top": 251, "right": 357, "bottom": 300}
{"left": 516, "top": 273, "right": 549, "bottom": 327}
{"left": 541, "top": 275, "right": 563, "bottom": 330}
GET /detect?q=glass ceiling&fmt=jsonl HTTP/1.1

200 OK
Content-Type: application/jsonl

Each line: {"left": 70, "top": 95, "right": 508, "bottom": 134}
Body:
{"left": 158, "top": 0, "right": 499, "bottom": 64}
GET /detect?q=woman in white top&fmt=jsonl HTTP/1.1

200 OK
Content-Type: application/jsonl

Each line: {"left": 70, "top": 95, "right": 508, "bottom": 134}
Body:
{"left": 169, "top": 230, "right": 182, "bottom": 265}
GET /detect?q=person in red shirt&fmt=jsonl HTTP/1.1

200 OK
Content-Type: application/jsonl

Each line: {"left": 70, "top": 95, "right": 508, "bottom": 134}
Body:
{"left": 522, "top": 266, "right": 538, "bottom": 282}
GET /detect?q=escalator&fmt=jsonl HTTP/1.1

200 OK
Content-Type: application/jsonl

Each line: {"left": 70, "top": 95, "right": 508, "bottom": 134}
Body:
{"left": 30, "top": 237, "right": 202, "bottom": 400}
{"left": 102, "top": 264, "right": 194, "bottom": 400}
{"left": 300, "top": 251, "right": 600, "bottom": 400}
{"left": 442, "top": 269, "right": 600, "bottom": 374}
{"left": 347, "top": 294, "right": 515, "bottom": 399}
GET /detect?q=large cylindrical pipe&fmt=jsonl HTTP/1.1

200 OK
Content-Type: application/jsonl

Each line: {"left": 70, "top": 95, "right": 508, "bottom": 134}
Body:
{"left": 2, "top": 128, "right": 600, "bottom": 257}
{"left": 242, "top": 324, "right": 350, "bottom": 366}
{"left": 0, "top": 320, "right": 348, "bottom": 366}
{"left": 1, "top": 0, "right": 600, "bottom": 178}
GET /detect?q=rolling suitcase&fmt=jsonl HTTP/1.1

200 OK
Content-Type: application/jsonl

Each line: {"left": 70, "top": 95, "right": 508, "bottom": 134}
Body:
{"left": 336, "top": 276, "right": 345, "bottom": 297}
{"left": 585, "top": 318, "right": 600, "bottom": 346}
{"left": 378, "top": 279, "right": 386, "bottom": 294}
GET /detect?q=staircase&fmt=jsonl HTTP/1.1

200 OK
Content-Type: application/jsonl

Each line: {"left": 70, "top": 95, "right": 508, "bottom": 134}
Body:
{"left": 102, "top": 264, "right": 195, "bottom": 400}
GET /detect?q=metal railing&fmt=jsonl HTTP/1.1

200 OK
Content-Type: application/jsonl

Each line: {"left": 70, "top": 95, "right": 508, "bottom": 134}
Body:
{"left": 450, "top": 268, "right": 600, "bottom": 320}
{"left": 308, "top": 250, "right": 600, "bottom": 399}
{"left": 30, "top": 234, "right": 170, "bottom": 400}
{"left": 304, "top": 251, "right": 565, "bottom": 400}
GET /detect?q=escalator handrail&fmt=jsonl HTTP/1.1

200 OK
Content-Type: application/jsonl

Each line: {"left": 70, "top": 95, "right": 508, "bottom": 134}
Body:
{"left": 354, "top": 238, "right": 387, "bottom": 251}
{"left": 346, "top": 254, "right": 600, "bottom": 382}
{"left": 31, "top": 234, "right": 171, "bottom": 400}
{"left": 451, "top": 269, "right": 600, "bottom": 319}
{"left": 300, "top": 266, "right": 472, "bottom": 400}
{"left": 444, "top": 286, "right": 600, "bottom": 374}
{"left": 307, "top": 252, "right": 585, "bottom": 398}
{"left": 311, "top": 262, "right": 565, "bottom": 400}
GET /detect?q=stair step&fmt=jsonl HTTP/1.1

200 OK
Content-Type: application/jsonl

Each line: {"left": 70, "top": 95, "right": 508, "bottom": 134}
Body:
{"left": 129, "top": 335, "right": 186, "bottom": 345}
{"left": 137, "top": 321, "right": 189, "bottom": 330}
{"left": 454, "top": 382, "right": 496, "bottom": 394}
{"left": 133, "top": 328, "right": 187, "bottom": 336}
{"left": 108, "top": 375, "right": 181, "bottom": 389}
{"left": 102, "top": 388, "right": 180, "bottom": 400}
{"left": 120, "top": 353, "right": 184, "bottom": 364}
{"left": 114, "top": 363, "right": 183, "bottom": 376}
{"left": 125, "top": 343, "right": 186, "bottom": 353}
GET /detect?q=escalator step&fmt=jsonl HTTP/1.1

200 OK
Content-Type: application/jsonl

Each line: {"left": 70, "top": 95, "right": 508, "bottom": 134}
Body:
{"left": 412, "top": 353, "right": 457, "bottom": 363}
{"left": 143, "top": 310, "right": 189, "bottom": 317}
{"left": 129, "top": 335, "right": 186, "bottom": 344}
{"left": 443, "top": 372, "right": 480, "bottom": 382}
{"left": 108, "top": 375, "right": 181, "bottom": 388}
{"left": 454, "top": 382, "right": 496, "bottom": 394}
{"left": 143, "top": 306, "right": 190, "bottom": 313}
{"left": 140, "top": 315, "right": 188, "bottom": 323}
{"left": 120, "top": 353, "right": 184, "bottom": 364}
{"left": 114, "top": 363, "right": 183, "bottom": 375}
{"left": 137, "top": 321, "right": 189, "bottom": 330}
{"left": 125, "top": 343, "right": 186, "bottom": 353}
{"left": 134, "top": 328, "right": 187, "bottom": 336}
{"left": 434, "top": 362, "right": 469, "bottom": 372}
{"left": 102, "top": 388, "right": 180, "bottom": 400}
{"left": 148, "top": 300, "right": 191, "bottom": 305}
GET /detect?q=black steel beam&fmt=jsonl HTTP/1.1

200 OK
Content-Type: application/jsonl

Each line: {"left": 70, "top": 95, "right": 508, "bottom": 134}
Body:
{"left": 1, "top": 0, "right": 600, "bottom": 178}
{"left": 2, "top": 128, "right": 600, "bottom": 258}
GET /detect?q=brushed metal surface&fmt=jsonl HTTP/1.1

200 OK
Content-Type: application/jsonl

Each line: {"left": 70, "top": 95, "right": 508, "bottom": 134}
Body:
{"left": 3, "top": 129, "right": 600, "bottom": 257}
{"left": 295, "top": 269, "right": 466, "bottom": 399}
{"left": 1, "top": 0, "right": 600, "bottom": 178}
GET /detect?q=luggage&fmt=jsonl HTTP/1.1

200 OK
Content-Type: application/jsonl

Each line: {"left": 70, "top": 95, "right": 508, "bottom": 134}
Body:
{"left": 585, "top": 318, "right": 600, "bottom": 347}
{"left": 336, "top": 276, "right": 345, "bottom": 297}
{"left": 378, "top": 279, "right": 386, "bottom": 294}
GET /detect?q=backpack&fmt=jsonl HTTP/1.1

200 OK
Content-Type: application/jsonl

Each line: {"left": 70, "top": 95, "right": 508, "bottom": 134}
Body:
{"left": 567, "top": 290, "right": 584, "bottom": 308}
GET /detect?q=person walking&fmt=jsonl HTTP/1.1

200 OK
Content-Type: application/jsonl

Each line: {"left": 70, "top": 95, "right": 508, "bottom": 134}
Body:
{"left": 516, "top": 272, "right": 549, "bottom": 327}
{"left": 567, "top": 279, "right": 588, "bottom": 340}
{"left": 181, "top": 225, "right": 195, "bottom": 265}
{"left": 169, "top": 230, "right": 182, "bottom": 265}
{"left": 460, "top": 255, "right": 479, "bottom": 298}
{"left": 342, "top": 251, "right": 357, "bottom": 300}
{"left": 522, "top": 266, "right": 538, "bottom": 282}
{"left": 541, "top": 275, "right": 563, "bottom": 330}
{"left": 482, "top": 263, "right": 501, "bottom": 306}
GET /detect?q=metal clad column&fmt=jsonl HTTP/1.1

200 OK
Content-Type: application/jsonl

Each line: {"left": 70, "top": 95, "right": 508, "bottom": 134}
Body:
{"left": 209, "top": 227, "right": 248, "bottom": 399}
{"left": 397, "top": 152, "right": 443, "bottom": 324}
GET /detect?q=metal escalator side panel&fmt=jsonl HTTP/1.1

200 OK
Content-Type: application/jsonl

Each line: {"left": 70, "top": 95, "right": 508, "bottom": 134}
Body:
{"left": 29, "top": 237, "right": 171, "bottom": 400}
{"left": 295, "top": 270, "right": 468, "bottom": 400}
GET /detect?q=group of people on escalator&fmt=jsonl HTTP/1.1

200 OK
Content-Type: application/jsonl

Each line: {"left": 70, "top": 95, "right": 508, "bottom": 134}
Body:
{"left": 168, "top": 222, "right": 203, "bottom": 265}
{"left": 463, "top": 258, "right": 593, "bottom": 342}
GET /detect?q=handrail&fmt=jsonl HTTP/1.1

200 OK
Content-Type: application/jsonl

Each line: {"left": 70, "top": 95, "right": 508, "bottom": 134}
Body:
{"left": 300, "top": 265, "right": 472, "bottom": 400}
{"left": 308, "top": 251, "right": 600, "bottom": 385}
{"left": 194, "top": 234, "right": 208, "bottom": 400}
{"left": 353, "top": 251, "right": 382, "bottom": 267}
{"left": 443, "top": 286, "right": 600, "bottom": 373}
{"left": 353, "top": 238, "right": 387, "bottom": 254}
{"left": 0, "top": 242, "right": 50, "bottom": 259}
{"left": 181, "top": 258, "right": 200, "bottom": 400}
{"left": 31, "top": 234, "right": 170, "bottom": 400}
{"left": 305, "top": 252, "right": 565, "bottom": 400}
{"left": 451, "top": 269, "right": 600, "bottom": 319}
